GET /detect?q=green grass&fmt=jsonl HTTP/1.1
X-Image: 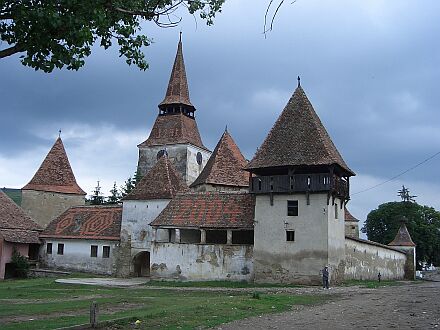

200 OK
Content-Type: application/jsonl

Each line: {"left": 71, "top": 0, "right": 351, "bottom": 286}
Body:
{"left": 146, "top": 280, "right": 302, "bottom": 288}
{"left": 0, "top": 277, "right": 327, "bottom": 330}
{"left": 342, "top": 279, "right": 403, "bottom": 288}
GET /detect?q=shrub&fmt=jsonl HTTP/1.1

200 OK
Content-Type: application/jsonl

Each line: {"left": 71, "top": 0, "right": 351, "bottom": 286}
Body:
{"left": 11, "top": 248, "right": 30, "bottom": 278}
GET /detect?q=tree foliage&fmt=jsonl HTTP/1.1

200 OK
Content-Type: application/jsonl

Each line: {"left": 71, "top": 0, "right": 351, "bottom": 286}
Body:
{"left": 106, "top": 181, "right": 121, "bottom": 204}
{"left": 11, "top": 248, "right": 30, "bottom": 278}
{"left": 90, "top": 180, "right": 104, "bottom": 205}
{"left": 0, "top": 0, "right": 224, "bottom": 72}
{"left": 362, "top": 201, "right": 440, "bottom": 268}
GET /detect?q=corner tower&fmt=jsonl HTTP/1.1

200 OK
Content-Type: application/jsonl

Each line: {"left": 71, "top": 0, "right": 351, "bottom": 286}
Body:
{"left": 137, "top": 35, "right": 211, "bottom": 185}
{"left": 246, "top": 79, "right": 355, "bottom": 285}
{"left": 21, "top": 137, "right": 86, "bottom": 228}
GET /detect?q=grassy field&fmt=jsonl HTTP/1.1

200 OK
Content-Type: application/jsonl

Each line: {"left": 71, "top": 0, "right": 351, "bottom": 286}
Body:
{"left": 0, "top": 277, "right": 327, "bottom": 330}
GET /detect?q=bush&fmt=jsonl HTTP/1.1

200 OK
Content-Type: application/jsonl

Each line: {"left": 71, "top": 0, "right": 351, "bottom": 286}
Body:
{"left": 11, "top": 248, "right": 30, "bottom": 278}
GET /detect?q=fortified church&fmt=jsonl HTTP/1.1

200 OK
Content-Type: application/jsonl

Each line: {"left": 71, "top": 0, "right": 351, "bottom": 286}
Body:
{"left": 0, "top": 37, "right": 416, "bottom": 283}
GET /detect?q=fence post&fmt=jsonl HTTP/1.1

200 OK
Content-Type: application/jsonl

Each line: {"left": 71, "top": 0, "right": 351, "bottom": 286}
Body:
{"left": 90, "top": 301, "right": 99, "bottom": 328}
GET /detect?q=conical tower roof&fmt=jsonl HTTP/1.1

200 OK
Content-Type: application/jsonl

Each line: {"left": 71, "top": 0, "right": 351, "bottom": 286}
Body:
{"left": 344, "top": 208, "right": 359, "bottom": 222}
{"left": 23, "top": 137, "right": 86, "bottom": 195}
{"left": 388, "top": 223, "right": 416, "bottom": 247}
{"left": 158, "top": 35, "right": 194, "bottom": 110}
{"left": 123, "top": 155, "right": 188, "bottom": 200}
{"left": 246, "top": 85, "right": 354, "bottom": 176}
{"left": 190, "top": 130, "right": 248, "bottom": 188}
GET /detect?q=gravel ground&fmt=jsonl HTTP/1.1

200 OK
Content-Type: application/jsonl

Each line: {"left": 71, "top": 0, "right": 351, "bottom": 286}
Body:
{"left": 216, "top": 281, "right": 440, "bottom": 330}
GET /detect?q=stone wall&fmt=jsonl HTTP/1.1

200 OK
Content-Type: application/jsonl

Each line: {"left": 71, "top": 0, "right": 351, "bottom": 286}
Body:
{"left": 345, "top": 221, "right": 359, "bottom": 238}
{"left": 151, "top": 242, "right": 253, "bottom": 281}
{"left": 345, "top": 237, "right": 407, "bottom": 280}
{"left": 40, "top": 239, "right": 119, "bottom": 275}
{"left": 21, "top": 190, "right": 85, "bottom": 228}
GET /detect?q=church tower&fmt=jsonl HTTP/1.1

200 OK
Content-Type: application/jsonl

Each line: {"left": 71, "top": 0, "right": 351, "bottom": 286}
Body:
{"left": 246, "top": 79, "right": 355, "bottom": 285}
{"left": 137, "top": 35, "right": 211, "bottom": 185}
{"left": 21, "top": 137, "right": 86, "bottom": 228}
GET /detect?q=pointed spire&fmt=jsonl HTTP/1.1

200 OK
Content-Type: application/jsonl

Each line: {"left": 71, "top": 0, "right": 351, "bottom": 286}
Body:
{"left": 123, "top": 155, "right": 188, "bottom": 200}
{"left": 190, "top": 130, "right": 249, "bottom": 188}
{"left": 158, "top": 34, "right": 194, "bottom": 111}
{"left": 22, "top": 137, "right": 86, "bottom": 195}
{"left": 246, "top": 83, "right": 354, "bottom": 176}
{"left": 297, "top": 75, "right": 301, "bottom": 87}
{"left": 388, "top": 223, "right": 416, "bottom": 247}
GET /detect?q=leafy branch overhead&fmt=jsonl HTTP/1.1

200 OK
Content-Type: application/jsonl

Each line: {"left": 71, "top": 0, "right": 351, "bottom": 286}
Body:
{"left": 0, "top": 0, "right": 224, "bottom": 72}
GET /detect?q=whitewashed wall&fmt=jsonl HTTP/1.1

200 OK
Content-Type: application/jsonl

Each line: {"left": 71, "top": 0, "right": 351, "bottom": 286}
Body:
{"left": 40, "top": 239, "right": 118, "bottom": 275}
{"left": 345, "top": 237, "right": 407, "bottom": 280}
{"left": 151, "top": 243, "right": 253, "bottom": 281}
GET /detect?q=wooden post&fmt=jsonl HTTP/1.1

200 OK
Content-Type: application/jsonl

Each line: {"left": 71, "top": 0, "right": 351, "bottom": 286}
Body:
{"left": 90, "top": 301, "right": 99, "bottom": 328}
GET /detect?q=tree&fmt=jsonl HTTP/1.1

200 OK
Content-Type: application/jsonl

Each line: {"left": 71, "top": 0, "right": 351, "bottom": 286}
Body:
{"left": 120, "top": 175, "right": 135, "bottom": 198}
{"left": 133, "top": 166, "right": 143, "bottom": 185}
{"left": 362, "top": 201, "right": 440, "bottom": 268}
{"left": 90, "top": 180, "right": 104, "bottom": 205}
{"left": 0, "top": 0, "right": 224, "bottom": 72}
{"left": 106, "top": 181, "right": 121, "bottom": 204}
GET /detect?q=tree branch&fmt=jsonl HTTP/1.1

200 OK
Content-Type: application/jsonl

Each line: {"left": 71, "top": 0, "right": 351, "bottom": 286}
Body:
{"left": 0, "top": 44, "right": 24, "bottom": 58}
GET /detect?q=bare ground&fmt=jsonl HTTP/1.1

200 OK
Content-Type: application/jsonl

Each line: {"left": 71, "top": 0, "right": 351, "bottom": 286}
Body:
{"left": 216, "top": 281, "right": 440, "bottom": 330}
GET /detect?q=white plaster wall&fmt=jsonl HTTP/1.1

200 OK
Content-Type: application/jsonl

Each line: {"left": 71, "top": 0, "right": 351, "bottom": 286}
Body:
{"left": 40, "top": 239, "right": 118, "bottom": 275}
{"left": 151, "top": 243, "right": 253, "bottom": 281}
{"left": 327, "top": 198, "right": 346, "bottom": 283}
{"left": 121, "top": 200, "right": 169, "bottom": 253}
{"left": 186, "top": 145, "right": 211, "bottom": 185}
{"left": 253, "top": 193, "right": 331, "bottom": 284}
{"left": 345, "top": 238, "right": 407, "bottom": 280}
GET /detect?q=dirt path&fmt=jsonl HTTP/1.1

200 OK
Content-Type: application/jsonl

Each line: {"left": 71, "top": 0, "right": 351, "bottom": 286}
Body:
{"left": 216, "top": 281, "right": 440, "bottom": 330}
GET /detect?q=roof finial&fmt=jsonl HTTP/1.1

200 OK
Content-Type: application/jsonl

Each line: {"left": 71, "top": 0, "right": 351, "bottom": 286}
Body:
{"left": 58, "top": 129, "right": 62, "bottom": 138}
{"left": 225, "top": 124, "right": 228, "bottom": 132}
{"left": 179, "top": 31, "right": 182, "bottom": 43}
{"left": 297, "top": 76, "right": 301, "bottom": 87}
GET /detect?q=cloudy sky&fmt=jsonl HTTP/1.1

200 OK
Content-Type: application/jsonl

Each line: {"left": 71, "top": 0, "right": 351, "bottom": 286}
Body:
{"left": 1, "top": 0, "right": 439, "bottom": 236}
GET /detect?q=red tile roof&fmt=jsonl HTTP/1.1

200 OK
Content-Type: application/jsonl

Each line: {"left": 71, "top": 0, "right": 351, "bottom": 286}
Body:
{"left": 0, "top": 190, "right": 42, "bottom": 231}
{"left": 22, "top": 137, "right": 86, "bottom": 195}
{"left": 41, "top": 205, "right": 122, "bottom": 241}
{"left": 388, "top": 223, "right": 416, "bottom": 247}
{"left": 246, "top": 86, "right": 354, "bottom": 176}
{"left": 138, "top": 113, "right": 207, "bottom": 150}
{"left": 0, "top": 191, "right": 41, "bottom": 243}
{"left": 158, "top": 37, "right": 194, "bottom": 110}
{"left": 123, "top": 155, "right": 188, "bottom": 200}
{"left": 150, "top": 192, "right": 255, "bottom": 229}
{"left": 190, "top": 130, "right": 249, "bottom": 188}
{"left": 344, "top": 208, "right": 359, "bottom": 222}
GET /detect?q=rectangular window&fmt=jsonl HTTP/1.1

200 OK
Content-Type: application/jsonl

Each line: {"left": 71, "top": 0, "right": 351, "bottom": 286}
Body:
{"left": 287, "top": 200, "right": 298, "bottom": 216}
{"left": 90, "top": 245, "right": 98, "bottom": 258}
{"left": 47, "top": 243, "right": 52, "bottom": 254}
{"left": 335, "top": 203, "right": 339, "bottom": 219}
{"left": 57, "top": 243, "right": 64, "bottom": 255}
{"left": 102, "top": 246, "right": 110, "bottom": 258}
{"left": 286, "top": 230, "right": 295, "bottom": 242}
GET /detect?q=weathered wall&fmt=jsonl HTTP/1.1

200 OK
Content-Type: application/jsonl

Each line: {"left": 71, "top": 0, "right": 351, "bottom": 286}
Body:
{"left": 151, "top": 243, "right": 253, "bottom": 281}
{"left": 327, "top": 199, "right": 346, "bottom": 284}
{"left": 21, "top": 190, "right": 85, "bottom": 228}
{"left": 254, "top": 193, "right": 344, "bottom": 285}
{"left": 345, "top": 221, "right": 359, "bottom": 238}
{"left": 40, "top": 239, "right": 118, "bottom": 275}
{"left": 345, "top": 237, "right": 407, "bottom": 280}
{"left": 137, "top": 144, "right": 211, "bottom": 186}
{"left": 0, "top": 240, "right": 29, "bottom": 279}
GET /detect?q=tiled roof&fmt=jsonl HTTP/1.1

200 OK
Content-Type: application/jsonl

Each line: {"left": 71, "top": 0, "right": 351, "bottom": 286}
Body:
{"left": 22, "top": 137, "right": 86, "bottom": 195}
{"left": 344, "top": 208, "right": 359, "bottom": 222}
{"left": 0, "top": 229, "right": 40, "bottom": 244}
{"left": 123, "top": 155, "right": 188, "bottom": 200}
{"left": 150, "top": 192, "right": 255, "bottom": 229}
{"left": 41, "top": 205, "right": 122, "bottom": 240}
{"left": 0, "top": 190, "right": 42, "bottom": 231}
{"left": 158, "top": 37, "right": 194, "bottom": 110}
{"left": 246, "top": 86, "right": 354, "bottom": 176}
{"left": 138, "top": 113, "right": 207, "bottom": 150}
{"left": 190, "top": 130, "right": 249, "bottom": 188}
{"left": 388, "top": 223, "right": 416, "bottom": 247}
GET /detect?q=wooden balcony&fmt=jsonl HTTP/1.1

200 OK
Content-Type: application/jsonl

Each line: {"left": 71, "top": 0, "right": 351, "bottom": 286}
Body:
{"left": 249, "top": 173, "right": 349, "bottom": 199}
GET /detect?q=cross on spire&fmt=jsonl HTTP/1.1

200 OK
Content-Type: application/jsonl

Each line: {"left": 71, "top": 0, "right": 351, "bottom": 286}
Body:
{"left": 297, "top": 76, "right": 301, "bottom": 87}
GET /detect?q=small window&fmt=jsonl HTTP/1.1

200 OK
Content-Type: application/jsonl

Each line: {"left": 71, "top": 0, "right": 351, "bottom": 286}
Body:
{"left": 286, "top": 230, "right": 295, "bottom": 242}
{"left": 196, "top": 152, "right": 203, "bottom": 165}
{"left": 90, "top": 245, "right": 98, "bottom": 258}
{"left": 157, "top": 149, "right": 167, "bottom": 160}
{"left": 47, "top": 243, "right": 52, "bottom": 254}
{"left": 102, "top": 246, "right": 110, "bottom": 258}
{"left": 57, "top": 243, "right": 64, "bottom": 255}
{"left": 287, "top": 200, "right": 298, "bottom": 216}
{"left": 335, "top": 203, "right": 339, "bottom": 219}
